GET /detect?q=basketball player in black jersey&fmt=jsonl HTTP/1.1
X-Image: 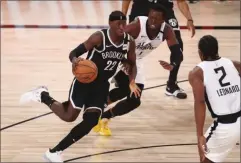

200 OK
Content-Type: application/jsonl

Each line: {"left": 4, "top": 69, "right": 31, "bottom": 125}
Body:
{"left": 20, "top": 11, "right": 140, "bottom": 162}
{"left": 93, "top": 4, "right": 183, "bottom": 136}
{"left": 122, "top": 0, "right": 195, "bottom": 99}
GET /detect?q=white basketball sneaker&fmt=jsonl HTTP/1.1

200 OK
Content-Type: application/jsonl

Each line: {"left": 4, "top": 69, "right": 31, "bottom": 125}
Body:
{"left": 44, "top": 149, "right": 63, "bottom": 162}
{"left": 20, "top": 86, "right": 48, "bottom": 104}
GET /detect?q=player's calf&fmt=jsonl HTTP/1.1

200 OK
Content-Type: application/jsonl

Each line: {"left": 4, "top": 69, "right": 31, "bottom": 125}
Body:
{"left": 44, "top": 108, "right": 101, "bottom": 162}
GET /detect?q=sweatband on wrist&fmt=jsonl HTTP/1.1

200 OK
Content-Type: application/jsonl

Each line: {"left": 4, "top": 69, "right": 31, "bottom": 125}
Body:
{"left": 69, "top": 43, "right": 87, "bottom": 62}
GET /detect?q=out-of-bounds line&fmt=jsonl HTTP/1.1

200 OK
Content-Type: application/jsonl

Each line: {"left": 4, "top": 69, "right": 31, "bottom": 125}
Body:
{"left": 65, "top": 142, "right": 239, "bottom": 162}
{"left": 0, "top": 79, "right": 187, "bottom": 131}
{"left": 144, "top": 79, "right": 188, "bottom": 90}
{"left": 64, "top": 143, "right": 197, "bottom": 162}
{"left": 1, "top": 24, "right": 241, "bottom": 30}
{"left": 0, "top": 111, "right": 53, "bottom": 131}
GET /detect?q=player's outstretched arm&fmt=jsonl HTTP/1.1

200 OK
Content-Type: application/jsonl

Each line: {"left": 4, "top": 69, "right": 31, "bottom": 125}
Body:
{"left": 124, "top": 18, "right": 140, "bottom": 39}
{"left": 159, "top": 24, "right": 183, "bottom": 69}
{"left": 232, "top": 60, "right": 241, "bottom": 76}
{"left": 127, "top": 37, "right": 141, "bottom": 98}
{"left": 122, "top": 0, "right": 132, "bottom": 16}
{"left": 177, "top": 0, "right": 195, "bottom": 37}
{"left": 69, "top": 31, "right": 103, "bottom": 63}
{"left": 188, "top": 67, "right": 208, "bottom": 162}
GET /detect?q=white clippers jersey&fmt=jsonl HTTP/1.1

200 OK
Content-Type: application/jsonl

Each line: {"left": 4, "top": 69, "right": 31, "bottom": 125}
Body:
{"left": 133, "top": 16, "right": 165, "bottom": 84}
{"left": 197, "top": 57, "right": 240, "bottom": 117}
{"left": 135, "top": 16, "right": 166, "bottom": 61}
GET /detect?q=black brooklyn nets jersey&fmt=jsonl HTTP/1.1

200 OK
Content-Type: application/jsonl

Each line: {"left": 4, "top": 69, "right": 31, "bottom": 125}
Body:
{"left": 155, "top": 0, "right": 173, "bottom": 9}
{"left": 131, "top": 0, "right": 174, "bottom": 15}
{"left": 87, "top": 29, "right": 130, "bottom": 82}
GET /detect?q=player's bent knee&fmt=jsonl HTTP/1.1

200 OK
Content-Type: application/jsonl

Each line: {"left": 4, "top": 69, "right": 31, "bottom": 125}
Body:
{"left": 127, "top": 98, "right": 141, "bottom": 110}
{"left": 83, "top": 108, "right": 101, "bottom": 127}
{"left": 57, "top": 101, "right": 80, "bottom": 122}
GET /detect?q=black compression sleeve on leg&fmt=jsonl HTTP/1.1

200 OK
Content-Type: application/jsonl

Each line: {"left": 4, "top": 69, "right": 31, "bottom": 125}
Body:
{"left": 50, "top": 111, "right": 100, "bottom": 152}
{"left": 168, "top": 30, "right": 183, "bottom": 85}
{"left": 168, "top": 64, "right": 180, "bottom": 85}
{"left": 102, "top": 98, "right": 141, "bottom": 119}
{"left": 102, "top": 84, "right": 144, "bottom": 119}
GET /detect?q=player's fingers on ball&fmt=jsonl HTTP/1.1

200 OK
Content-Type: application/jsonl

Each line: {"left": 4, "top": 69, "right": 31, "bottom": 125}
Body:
{"left": 137, "top": 90, "right": 141, "bottom": 97}
{"left": 135, "top": 91, "right": 140, "bottom": 97}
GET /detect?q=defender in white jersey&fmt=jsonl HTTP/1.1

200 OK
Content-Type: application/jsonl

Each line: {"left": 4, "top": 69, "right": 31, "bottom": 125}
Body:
{"left": 189, "top": 35, "right": 240, "bottom": 163}
{"left": 93, "top": 4, "right": 183, "bottom": 136}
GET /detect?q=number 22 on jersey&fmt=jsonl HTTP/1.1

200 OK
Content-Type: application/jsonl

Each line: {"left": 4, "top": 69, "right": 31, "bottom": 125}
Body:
{"left": 104, "top": 60, "right": 117, "bottom": 71}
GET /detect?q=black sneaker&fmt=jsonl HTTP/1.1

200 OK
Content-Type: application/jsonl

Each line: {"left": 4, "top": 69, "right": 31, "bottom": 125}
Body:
{"left": 165, "top": 83, "right": 187, "bottom": 99}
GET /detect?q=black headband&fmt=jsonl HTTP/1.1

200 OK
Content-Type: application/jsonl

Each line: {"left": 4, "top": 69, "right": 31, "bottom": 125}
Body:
{"left": 109, "top": 15, "right": 126, "bottom": 21}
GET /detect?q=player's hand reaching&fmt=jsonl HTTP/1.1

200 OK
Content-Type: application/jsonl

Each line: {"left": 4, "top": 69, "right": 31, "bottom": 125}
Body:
{"left": 129, "top": 80, "right": 141, "bottom": 98}
{"left": 187, "top": 20, "right": 195, "bottom": 38}
{"left": 197, "top": 135, "right": 208, "bottom": 162}
{"left": 158, "top": 60, "right": 174, "bottom": 71}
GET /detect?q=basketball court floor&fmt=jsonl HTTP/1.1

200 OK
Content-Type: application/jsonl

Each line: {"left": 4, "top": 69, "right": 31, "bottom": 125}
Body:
{"left": 1, "top": 1, "right": 240, "bottom": 162}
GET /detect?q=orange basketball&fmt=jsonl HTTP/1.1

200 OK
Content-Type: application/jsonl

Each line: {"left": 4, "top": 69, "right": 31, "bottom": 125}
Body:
{"left": 73, "top": 60, "right": 98, "bottom": 83}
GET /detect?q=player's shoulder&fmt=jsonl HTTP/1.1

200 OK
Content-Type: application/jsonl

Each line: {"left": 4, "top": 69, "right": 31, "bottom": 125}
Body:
{"left": 86, "top": 30, "right": 105, "bottom": 48}
{"left": 188, "top": 66, "right": 203, "bottom": 82}
{"left": 162, "top": 23, "right": 174, "bottom": 39}
{"left": 133, "top": 16, "right": 147, "bottom": 25}
{"left": 90, "top": 30, "right": 105, "bottom": 40}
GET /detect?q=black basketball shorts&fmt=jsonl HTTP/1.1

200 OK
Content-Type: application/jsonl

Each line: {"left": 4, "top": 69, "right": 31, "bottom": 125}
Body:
{"left": 165, "top": 9, "right": 180, "bottom": 31}
{"left": 68, "top": 78, "right": 109, "bottom": 112}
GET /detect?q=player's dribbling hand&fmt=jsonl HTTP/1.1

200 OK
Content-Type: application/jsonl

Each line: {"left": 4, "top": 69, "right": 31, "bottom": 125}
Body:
{"left": 187, "top": 20, "right": 195, "bottom": 38}
{"left": 197, "top": 135, "right": 208, "bottom": 162}
{"left": 72, "top": 57, "right": 84, "bottom": 70}
{"left": 158, "top": 60, "right": 174, "bottom": 71}
{"left": 129, "top": 80, "right": 141, "bottom": 98}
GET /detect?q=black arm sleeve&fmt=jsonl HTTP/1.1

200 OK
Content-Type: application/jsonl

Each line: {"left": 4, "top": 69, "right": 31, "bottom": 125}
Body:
{"left": 169, "top": 44, "right": 183, "bottom": 66}
{"left": 69, "top": 43, "right": 87, "bottom": 62}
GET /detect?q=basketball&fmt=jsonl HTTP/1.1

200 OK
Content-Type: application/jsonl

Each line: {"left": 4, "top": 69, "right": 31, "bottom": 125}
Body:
{"left": 73, "top": 59, "right": 98, "bottom": 83}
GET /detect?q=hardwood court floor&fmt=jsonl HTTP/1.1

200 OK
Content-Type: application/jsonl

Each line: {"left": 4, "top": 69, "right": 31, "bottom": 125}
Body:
{"left": 1, "top": 1, "right": 240, "bottom": 162}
